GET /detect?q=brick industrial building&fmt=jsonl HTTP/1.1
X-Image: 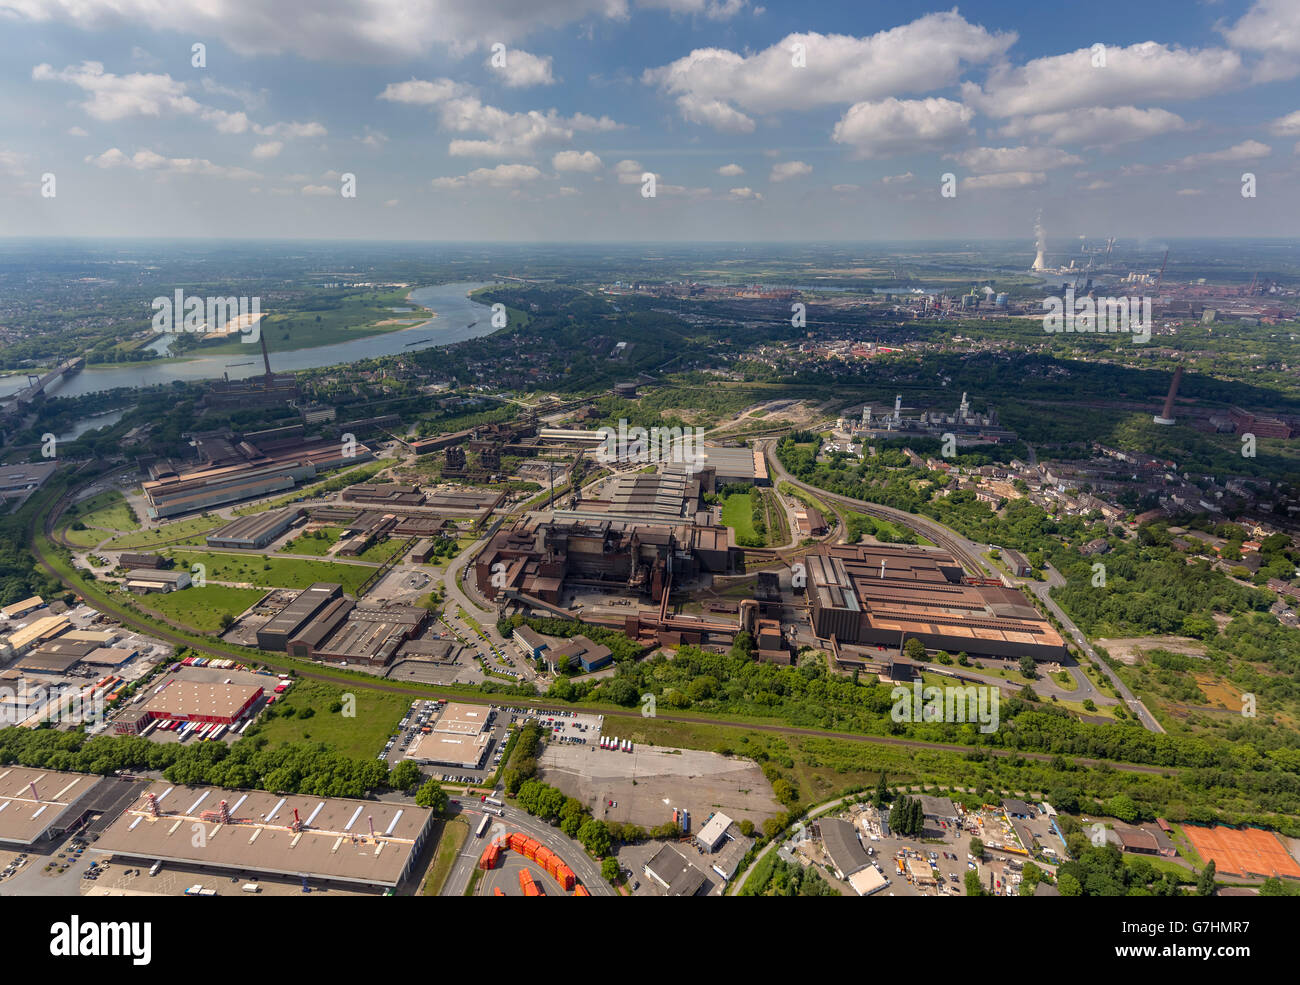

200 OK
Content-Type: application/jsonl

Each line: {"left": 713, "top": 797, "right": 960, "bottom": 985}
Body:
{"left": 805, "top": 544, "right": 1067, "bottom": 661}
{"left": 475, "top": 515, "right": 736, "bottom": 605}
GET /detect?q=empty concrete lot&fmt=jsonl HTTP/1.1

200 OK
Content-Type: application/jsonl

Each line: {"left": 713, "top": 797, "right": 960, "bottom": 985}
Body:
{"left": 539, "top": 743, "right": 781, "bottom": 829}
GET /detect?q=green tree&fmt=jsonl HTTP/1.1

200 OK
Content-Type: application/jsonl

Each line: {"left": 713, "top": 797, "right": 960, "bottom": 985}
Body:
{"left": 1197, "top": 860, "right": 1217, "bottom": 897}
{"left": 414, "top": 779, "right": 448, "bottom": 814}
{"left": 601, "top": 857, "right": 620, "bottom": 883}
{"left": 964, "top": 869, "right": 987, "bottom": 896}
{"left": 389, "top": 760, "right": 423, "bottom": 791}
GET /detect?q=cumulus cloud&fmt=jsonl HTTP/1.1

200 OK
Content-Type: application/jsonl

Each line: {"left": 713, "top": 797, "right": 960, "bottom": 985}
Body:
{"left": 963, "top": 42, "right": 1243, "bottom": 117}
{"left": 34, "top": 61, "right": 325, "bottom": 138}
{"left": 85, "top": 146, "right": 259, "bottom": 179}
{"left": 1268, "top": 109, "right": 1300, "bottom": 135}
{"left": 252, "top": 141, "right": 283, "bottom": 159}
{"left": 1122, "top": 139, "right": 1271, "bottom": 174}
{"left": 382, "top": 80, "right": 620, "bottom": 157}
{"left": 643, "top": 12, "right": 1013, "bottom": 130}
{"left": 552, "top": 150, "right": 603, "bottom": 171}
{"left": 6, "top": 0, "right": 636, "bottom": 61}
{"left": 997, "top": 106, "right": 1189, "bottom": 146}
{"left": 431, "top": 163, "right": 544, "bottom": 189}
{"left": 947, "top": 146, "right": 1083, "bottom": 172}
{"left": 728, "top": 186, "right": 762, "bottom": 200}
{"left": 488, "top": 48, "right": 555, "bottom": 87}
{"left": 881, "top": 171, "right": 914, "bottom": 184}
{"left": 769, "top": 160, "right": 811, "bottom": 182}
{"left": 717, "top": 162, "right": 744, "bottom": 176}
{"left": 832, "top": 97, "right": 974, "bottom": 159}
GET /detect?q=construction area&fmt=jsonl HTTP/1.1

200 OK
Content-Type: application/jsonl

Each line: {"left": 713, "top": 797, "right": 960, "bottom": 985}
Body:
{"left": 538, "top": 742, "right": 782, "bottom": 830}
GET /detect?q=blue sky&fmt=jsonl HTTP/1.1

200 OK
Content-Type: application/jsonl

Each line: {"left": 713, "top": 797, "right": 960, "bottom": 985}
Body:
{"left": 1, "top": 0, "right": 1298, "bottom": 241}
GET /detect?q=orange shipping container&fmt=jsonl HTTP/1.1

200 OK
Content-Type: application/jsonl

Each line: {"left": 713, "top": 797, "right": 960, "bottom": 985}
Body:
{"left": 479, "top": 844, "right": 500, "bottom": 870}
{"left": 493, "top": 887, "right": 506, "bottom": 896}
{"left": 534, "top": 846, "right": 555, "bottom": 870}
{"left": 521, "top": 838, "right": 541, "bottom": 861}
{"left": 573, "top": 883, "right": 590, "bottom": 896}
{"left": 508, "top": 832, "right": 528, "bottom": 853}
{"left": 554, "top": 864, "right": 575, "bottom": 891}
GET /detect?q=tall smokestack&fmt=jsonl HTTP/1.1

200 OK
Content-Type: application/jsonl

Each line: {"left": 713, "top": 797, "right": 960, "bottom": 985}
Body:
{"left": 1032, "top": 211, "right": 1047, "bottom": 272}
{"left": 1154, "top": 365, "right": 1183, "bottom": 426}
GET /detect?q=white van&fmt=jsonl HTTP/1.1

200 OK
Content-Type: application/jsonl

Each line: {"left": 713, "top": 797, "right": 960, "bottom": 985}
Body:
{"left": 149, "top": 860, "right": 163, "bottom": 876}
{"left": 242, "top": 883, "right": 261, "bottom": 893}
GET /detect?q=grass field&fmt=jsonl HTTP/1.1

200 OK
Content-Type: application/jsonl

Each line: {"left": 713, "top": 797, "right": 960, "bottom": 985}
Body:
{"left": 249, "top": 679, "right": 410, "bottom": 759}
{"left": 720, "top": 492, "right": 766, "bottom": 546}
{"left": 58, "top": 490, "right": 140, "bottom": 545}
{"left": 103, "top": 514, "right": 225, "bottom": 550}
{"left": 422, "top": 818, "right": 469, "bottom": 896}
{"left": 133, "top": 585, "right": 267, "bottom": 632}
{"left": 164, "top": 549, "right": 375, "bottom": 593}
{"left": 282, "top": 528, "right": 343, "bottom": 556}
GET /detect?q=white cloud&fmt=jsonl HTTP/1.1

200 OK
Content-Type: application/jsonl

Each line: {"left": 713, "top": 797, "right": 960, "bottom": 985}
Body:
{"left": 831, "top": 183, "right": 860, "bottom": 192}
{"left": 613, "top": 159, "right": 645, "bottom": 183}
{"left": 301, "top": 184, "right": 335, "bottom": 195}
{"left": 34, "top": 61, "right": 198, "bottom": 121}
{"left": 6, "top": 0, "right": 636, "bottom": 61}
{"left": 639, "top": 0, "right": 747, "bottom": 20}
{"left": 431, "top": 163, "right": 544, "bottom": 188}
{"left": 378, "top": 78, "right": 473, "bottom": 104}
{"left": 85, "top": 147, "right": 259, "bottom": 179}
{"left": 252, "top": 141, "right": 283, "bottom": 159}
{"left": 997, "top": 106, "right": 1189, "bottom": 146}
{"left": 552, "top": 150, "right": 603, "bottom": 172}
{"left": 728, "top": 186, "right": 762, "bottom": 200}
{"left": 881, "top": 171, "right": 914, "bottom": 184}
{"left": 488, "top": 48, "right": 555, "bottom": 87}
{"left": 1122, "top": 139, "right": 1272, "bottom": 174}
{"left": 384, "top": 82, "right": 621, "bottom": 157}
{"left": 1224, "top": 0, "right": 1300, "bottom": 57}
{"left": 947, "top": 146, "right": 1083, "bottom": 172}
{"left": 964, "top": 42, "right": 1243, "bottom": 117}
{"left": 1175, "top": 187, "right": 1205, "bottom": 196}
{"left": 769, "top": 160, "right": 811, "bottom": 182}
{"left": 832, "top": 97, "right": 974, "bottom": 159}
{"left": 66, "top": 126, "right": 88, "bottom": 137}
{"left": 717, "top": 162, "right": 744, "bottom": 176}
{"left": 674, "top": 94, "right": 755, "bottom": 134}
{"left": 34, "top": 61, "right": 325, "bottom": 139}
{"left": 960, "top": 171, "right": 1047, "bottom": 191}
{"left": 643, "top": 12, "right": 1013, "bottom": 131}
{"left": 1268, "top": 109, "right": 1300, "bottom": 135}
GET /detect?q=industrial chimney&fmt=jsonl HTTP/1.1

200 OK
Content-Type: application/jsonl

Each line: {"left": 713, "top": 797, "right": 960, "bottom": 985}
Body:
{"left": 1153, "top": 365, "right": 1183, "bottom": 426}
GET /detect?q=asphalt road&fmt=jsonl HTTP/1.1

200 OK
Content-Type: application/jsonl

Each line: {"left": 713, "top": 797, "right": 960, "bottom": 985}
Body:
{"left": 442, "top": 804, "right": 616, "bottom": 896}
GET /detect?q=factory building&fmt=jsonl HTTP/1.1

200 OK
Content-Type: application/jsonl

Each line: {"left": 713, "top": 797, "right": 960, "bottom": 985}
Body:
{"left": 0, "top": 768, "right": 109, "bottom": 849}
{"left": 112, "top": 678, "right": 263, "bottom": 733}
{"left": 205, "top": 509, "right": 300, "bottom": 549}
{"left": 805, "top": 544, "right": 1066, "bottom": 661}
{"left": 142, "top": 432, "right": 371, "bottom": 519}
{"left": 475, "top": 515, "right": 737, "bottom": 605}
{"left": 93, "top": 782, "right": 435, "bottom": 890}
{"left": 256, "top": 583, "right": 344, "bottom": 651}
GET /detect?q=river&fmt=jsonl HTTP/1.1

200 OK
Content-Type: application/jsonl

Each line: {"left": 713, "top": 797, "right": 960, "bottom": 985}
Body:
{"left": 0, "top": 281, "right": 498, "bottom": 400}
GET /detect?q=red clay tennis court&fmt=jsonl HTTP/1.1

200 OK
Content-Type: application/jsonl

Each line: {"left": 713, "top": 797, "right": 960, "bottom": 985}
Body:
{"left": 1183, "top": 825, "right": 1300, "bottom": 879}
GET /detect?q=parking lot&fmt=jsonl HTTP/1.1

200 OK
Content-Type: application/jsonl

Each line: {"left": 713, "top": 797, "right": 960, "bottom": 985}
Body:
{"left": 380, "top": 700, "right": 509, "bottom": 784}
